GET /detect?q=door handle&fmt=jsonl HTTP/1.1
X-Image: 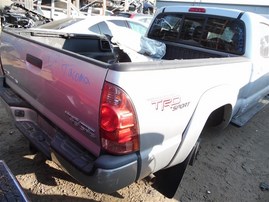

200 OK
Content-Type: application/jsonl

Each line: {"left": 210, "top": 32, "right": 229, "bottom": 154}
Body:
{"left": 26, "top": 54, "right": 43, "bottom": 69}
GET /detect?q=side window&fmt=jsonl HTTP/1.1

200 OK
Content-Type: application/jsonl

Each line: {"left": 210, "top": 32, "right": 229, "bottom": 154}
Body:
{"left": 127, "top": 21, "right": 147, "bottom": 35}
{"left": 88, "top": 24, "right": 101, "bottom": 34}
{"left": 91, "top": 22, "right": 112, "bottom": 36}
{"left": 260, "top": 23, "right": 269, "bottom": 57}
{"left": 109, "top": 20, "right": 127, "bottom": 28}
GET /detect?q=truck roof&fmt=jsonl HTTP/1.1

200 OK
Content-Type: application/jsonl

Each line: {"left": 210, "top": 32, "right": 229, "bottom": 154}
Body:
{"left": 158, "top": 6, "right": 245, "bottom": 19}
{"left": 156, "top": 0, "right": 269, "bottom": 7}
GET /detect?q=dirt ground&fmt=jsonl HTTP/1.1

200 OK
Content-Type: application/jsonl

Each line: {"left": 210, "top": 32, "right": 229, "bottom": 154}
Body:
{"left": 0, "top": 100, "right": 269, "bottom": 202}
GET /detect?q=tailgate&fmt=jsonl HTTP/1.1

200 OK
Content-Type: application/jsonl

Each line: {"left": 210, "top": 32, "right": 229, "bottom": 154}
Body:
{"left": 0, "top": 30, "right": 110, "bottom": 156}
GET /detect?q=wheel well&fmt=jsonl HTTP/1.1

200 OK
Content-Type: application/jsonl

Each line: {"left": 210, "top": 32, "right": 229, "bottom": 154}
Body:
{"left": 205, "top": 104, "right": 232, "bottom": 129}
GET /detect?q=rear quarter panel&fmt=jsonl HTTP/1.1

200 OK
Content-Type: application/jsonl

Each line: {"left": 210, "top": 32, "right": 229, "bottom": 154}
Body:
{"left": 107, "top": 57, "right": 252, "bottom": 178}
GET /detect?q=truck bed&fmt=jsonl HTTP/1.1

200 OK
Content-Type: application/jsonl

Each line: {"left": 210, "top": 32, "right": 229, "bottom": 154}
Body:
{"left": 163, "top": 42, "right": 231, "bottom": 60}
{"left": 4, "top": 29, "right": 232, "bottom": 64}
{"left": 7, "top": 29, "right": 116, "bottom": 63}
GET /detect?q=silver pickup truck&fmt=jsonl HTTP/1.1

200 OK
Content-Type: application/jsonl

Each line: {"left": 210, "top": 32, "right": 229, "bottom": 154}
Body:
{"left": 1, "top": 6, "right": 269, "bottom": 198}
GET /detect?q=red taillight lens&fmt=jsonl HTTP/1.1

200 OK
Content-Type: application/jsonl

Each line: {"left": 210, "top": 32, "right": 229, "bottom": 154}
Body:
{"left": 100, "top": 82, "right": 139, "bottom": 154}
{"left": 130, "top": 13, "right": 136, "bottom": 18}
{"left": 189, "top": 7, "right": 206, "bottom": 13}
{"left": 100, "top": 105, "right": 119, "bottom": 132}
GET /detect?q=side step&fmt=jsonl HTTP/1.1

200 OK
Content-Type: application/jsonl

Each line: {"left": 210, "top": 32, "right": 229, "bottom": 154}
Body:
{"left": 15, "top": 121, "right": 51, "bottom": 159}
{"left": 51, "top": 132, "right": 95, "bottom": 174}
{"left": 232, "top": 95, "right": 269, "bottom": 127}
{"left": 0, "top": 86, "right": 30, "bottom": 108}
{"left": 16, "top": 121, "right": 96, "bottom": 174}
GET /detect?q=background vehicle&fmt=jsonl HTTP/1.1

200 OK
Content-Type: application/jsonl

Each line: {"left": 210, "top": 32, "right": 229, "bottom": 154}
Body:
{"left": 141, "top": 0, "right": 154, "bottom": 14}
{"left": 79, "top": 0, "right": 120, "bottom": 16}
{"left": 0, "top": 2, "right": 51, "bottom": 28}
{"left": 80, "top": 0, "right": 155, "bottom": 15}
{"left": 113, "top": 11, "right": 153, "bottom": 25}
{"left": 36, "top": 15, "right": 148, "bottom": 35}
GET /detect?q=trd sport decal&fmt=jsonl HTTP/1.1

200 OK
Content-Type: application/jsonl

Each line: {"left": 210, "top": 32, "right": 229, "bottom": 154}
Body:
{"left": 151, "top": 96, "right": 190, "bottom": 111}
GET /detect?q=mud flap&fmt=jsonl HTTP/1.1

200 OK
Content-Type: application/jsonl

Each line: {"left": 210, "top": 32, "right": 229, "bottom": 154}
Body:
{"left": 151, "top": 141, "right": 200, "bottom": 198}
{"left": 232, "top": 95, "right": 269, "bottom": 126}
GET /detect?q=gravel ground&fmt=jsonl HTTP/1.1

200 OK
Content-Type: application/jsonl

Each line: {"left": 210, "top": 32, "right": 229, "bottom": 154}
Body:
{"left": 0, "top": 100, "right": 269, "bottom": 202}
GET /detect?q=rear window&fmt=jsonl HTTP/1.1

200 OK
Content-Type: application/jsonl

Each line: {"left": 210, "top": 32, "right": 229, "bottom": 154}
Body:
{"left": 148, "top": 13, "right": 246, "bottom": 55}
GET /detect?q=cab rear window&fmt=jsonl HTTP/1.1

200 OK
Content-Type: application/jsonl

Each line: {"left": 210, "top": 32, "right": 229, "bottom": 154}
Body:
{"left": 148, "top": 13, "right": 246, "bottom": 55}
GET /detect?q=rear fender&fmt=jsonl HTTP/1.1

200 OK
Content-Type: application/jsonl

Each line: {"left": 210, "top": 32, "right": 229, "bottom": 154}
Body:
{"left": 168, "top": 84, "right": 237, "bottom": 167}
{"left": 151, "top": 85, "right": 237, "bottom": 198}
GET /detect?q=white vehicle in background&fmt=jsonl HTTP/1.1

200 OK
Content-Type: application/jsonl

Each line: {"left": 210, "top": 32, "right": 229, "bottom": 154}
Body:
{"left": 35, "top": 15, "right": 148, "bottom": 35}
{"left": 113, "top": 12, "right": 153, "bottom": 25}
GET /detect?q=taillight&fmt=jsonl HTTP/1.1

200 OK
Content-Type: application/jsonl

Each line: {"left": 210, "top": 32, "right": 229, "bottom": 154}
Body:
{"left": 129, "top": 13, "right": 136, "bottom": 18}
{"left": 189, "top": 7, "right": 206, "bottom": 13}
{"left": 100, "top": 82, "right": 139, "bottom": 154}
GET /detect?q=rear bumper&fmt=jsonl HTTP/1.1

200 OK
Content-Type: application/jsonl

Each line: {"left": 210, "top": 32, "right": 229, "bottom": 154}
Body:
{"left": 50, "top": 130, "right": 139, "bottom": 194}
{"left": 0, "top": 83, "right": 139, "bottom": 194}
{"left": 17, "top": 117, "right": 139, "bottom": 194}
{"left": 51, "top": 150, "right": 138, "bottom": 193}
